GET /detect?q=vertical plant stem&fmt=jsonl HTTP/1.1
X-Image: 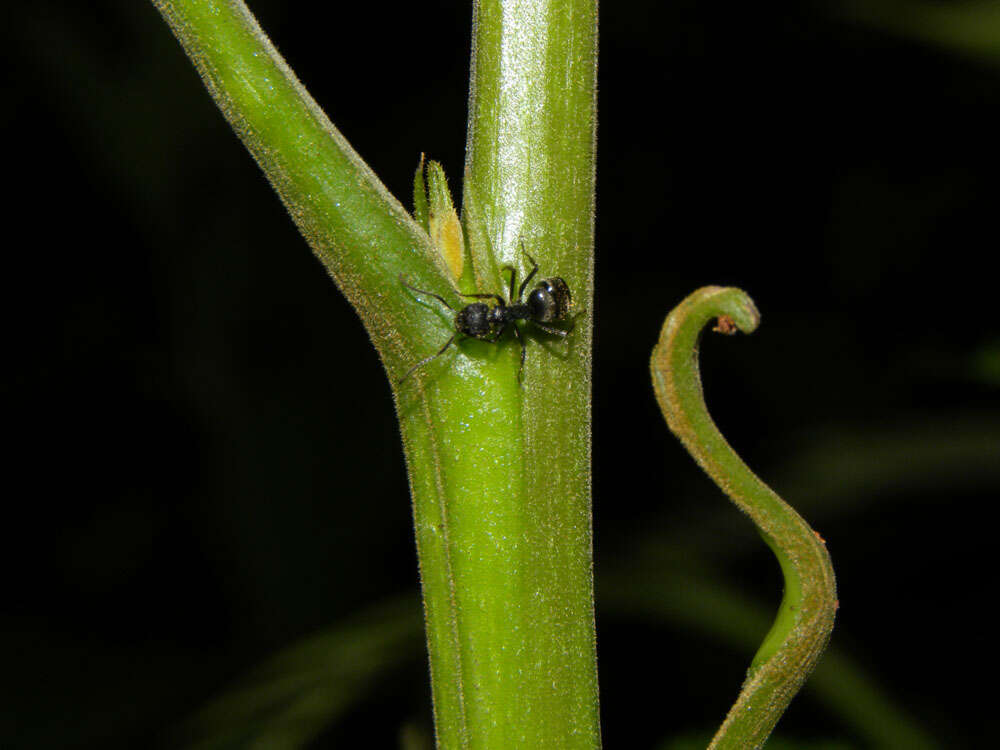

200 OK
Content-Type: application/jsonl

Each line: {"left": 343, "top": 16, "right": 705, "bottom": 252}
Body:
{"left": 397, "top": 0, "right": 601, "bottom": 747}
{"left": 650, "top": 287, "right": 837, "bottom": 749}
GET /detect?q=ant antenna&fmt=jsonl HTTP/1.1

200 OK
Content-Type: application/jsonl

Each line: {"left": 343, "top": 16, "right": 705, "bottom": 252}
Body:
{"left": 399, "top": 275, "right": 455, "bottom": 311}
{"left": 398, "top": 276, "right": 461, "bottom": 383}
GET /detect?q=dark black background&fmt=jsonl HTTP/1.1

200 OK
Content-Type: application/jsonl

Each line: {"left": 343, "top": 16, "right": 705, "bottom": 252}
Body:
{"left": 2, "top": 1, "right": 997, "bottom": 747}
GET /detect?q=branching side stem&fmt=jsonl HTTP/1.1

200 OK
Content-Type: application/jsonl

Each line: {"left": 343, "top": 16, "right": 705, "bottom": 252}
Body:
{"left": 650, "top": 287, "right": 837, "bottom": 749}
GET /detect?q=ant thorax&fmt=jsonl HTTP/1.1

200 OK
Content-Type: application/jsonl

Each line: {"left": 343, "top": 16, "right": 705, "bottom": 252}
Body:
{"left": 454, "top": 303, "right": 499, "bottom": 337}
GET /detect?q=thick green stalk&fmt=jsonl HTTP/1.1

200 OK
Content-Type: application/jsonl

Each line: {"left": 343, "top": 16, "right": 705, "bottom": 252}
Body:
{"left": 152, "top": 0, "right": 600, "bottom": 746}
{"left": 650, "top": 287, "right": 838, "bottom": 749}
{"left": 406, "top": 0, "right": 601, "bottom": 746}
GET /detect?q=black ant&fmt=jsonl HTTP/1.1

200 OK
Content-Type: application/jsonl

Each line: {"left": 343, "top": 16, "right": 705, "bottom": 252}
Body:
{"left": 399, "top": 251, "right": 578, "bottom": 383}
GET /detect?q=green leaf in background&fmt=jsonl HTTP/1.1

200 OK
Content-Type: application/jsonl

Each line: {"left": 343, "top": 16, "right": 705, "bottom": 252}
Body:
{"left": 840, "top": 0, "right": 1000, "bottom": 68}
{"left": 971, "top": 340, "right": 1000, "bottom": 385}
{"left": 178, "top": 598, "right": 423, "bottom": 749}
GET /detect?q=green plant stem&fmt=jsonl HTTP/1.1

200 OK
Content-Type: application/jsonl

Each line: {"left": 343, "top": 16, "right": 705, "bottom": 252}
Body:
{"left": 650, "top": 287, "right": 838, "bottom": 749}
{"left": 400, "top": 1, "right": 601, "bottom": 746}
{"left": 601, "top": 566, "right": 936, "bottom": 749}
{"left": 150, "top": 0, "right": 451, "bottom": 367}
{"left": 152, "top": 0, "right": 600, "bottom": 746}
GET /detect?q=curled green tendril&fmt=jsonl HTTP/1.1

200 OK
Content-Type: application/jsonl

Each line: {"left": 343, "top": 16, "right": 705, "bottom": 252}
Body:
{"left": 650, "top": 286, "right": 838, "bottom": 749}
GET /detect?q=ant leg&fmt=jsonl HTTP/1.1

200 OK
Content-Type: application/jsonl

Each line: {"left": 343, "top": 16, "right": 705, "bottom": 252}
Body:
{"left": 531, "top": 321, "right": 569, "bottom": 338}
{"left": 496, "top": 265, "right": 518, "bottom": 303}
{"left": 535, "top": 309, "right": 586, "bottom": 338}
{"left": 567, "top": 308, "right": 587, "bottom": 331}
{"left": 512, "top": 324, "right": 527, "bottom": 383}
{"left": 478, "top": 322, "right": 507, "bottom": 344}
{"left": 399, "top": 275, "right": 455, "bottom": 311}
{"left": 398, "top": 334, "right": 457, "bottom": 384}
{"left": 517, "top": 244, "right": 539, "bottom": 300}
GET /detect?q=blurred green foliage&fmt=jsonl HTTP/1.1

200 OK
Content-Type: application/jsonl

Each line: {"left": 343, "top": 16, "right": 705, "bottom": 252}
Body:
{"left": 842, "top": 0, "right": 1000, "bottom": 67}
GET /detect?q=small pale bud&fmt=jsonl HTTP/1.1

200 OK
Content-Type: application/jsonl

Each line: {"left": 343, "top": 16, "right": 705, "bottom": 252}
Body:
{"left": 426, "top": 161, "right": 465, "bottom": 282}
